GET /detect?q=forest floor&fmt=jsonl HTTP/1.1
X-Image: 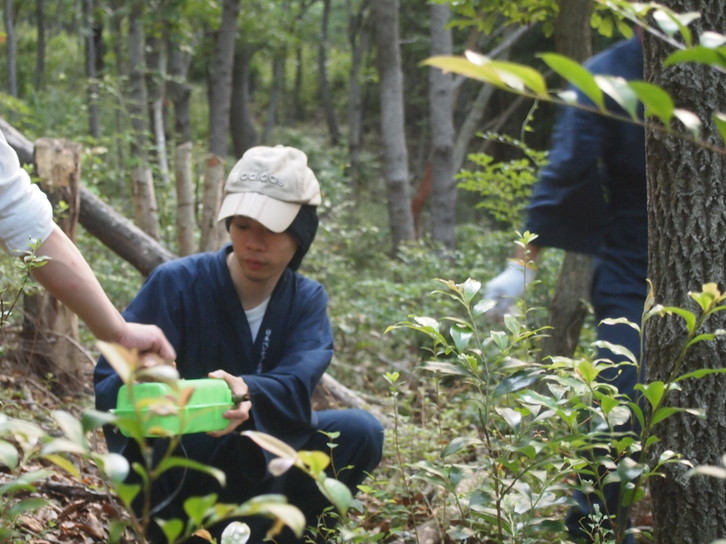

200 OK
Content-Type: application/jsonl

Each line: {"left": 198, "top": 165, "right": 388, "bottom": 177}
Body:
{"left": 0, "top": 350, "right": 654, "bottom": 544}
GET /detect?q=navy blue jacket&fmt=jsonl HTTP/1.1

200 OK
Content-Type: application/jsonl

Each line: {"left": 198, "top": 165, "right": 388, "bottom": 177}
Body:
{"left": 526, "top": 37, "right": 646, "bottom": 299}
{"left": 94, "top": 244, "right": 334, "bottom": 452}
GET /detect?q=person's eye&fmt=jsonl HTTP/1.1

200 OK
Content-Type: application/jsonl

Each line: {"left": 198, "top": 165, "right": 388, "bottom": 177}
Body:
{"left": 233, "top": 222, "right": 249, "bottom": 230}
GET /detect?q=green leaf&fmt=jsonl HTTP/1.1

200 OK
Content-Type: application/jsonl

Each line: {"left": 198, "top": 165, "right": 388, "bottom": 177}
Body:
{"left": 715, "top": 113, "right": 726, "bottom": 146}
{"left": 472, "top": 298, "right": 496, "bottom": 316}
{"left": 629, "top": 81, "right": 674, "bottom": 123}
{"left": 450, "top": 324, "right": 473, "bottom": 352}
{"left": 242, "top": 430, "right": 298, "bottom": 460}
{"left": 157, "top": 518, "right": 184, "bottom": 544}
{"left": 495, "top": 406, "right": 522, "bottom": 429}
{"left": 441, "top": 436, "right": 482, "bottom": 458}
{"left": 665, "top": 45, "right": 726, "bottom": 69}
{"left": 595, "top": 75, "right": 639, "bottom": 119}
{"left": 637, "top": 381, "right": 666, "bottom": 411}
{"left": 538, "top": 53, "right": 604, "bottom": 109}
{"left": 51, "top": 410, "right": 88, "bottom": 451}
{"left": 7, "top": 497, "right": 48, "bottom": 518}
{"left": 184, "top": 494, "right": 218, "bottom": 526}
{"left": 318, "top": 477, "right": 353, "bottom": 515}
{"left": 43, "top": 453, "right": 80, "bottom": 479}
{"left": 297, "top": 450, "right": 330, "bottom": 475}
{"left": 156, "top": 457, "right": 226, "bottom": 487}
{"left": 676, "top": 366, "right": 726, "bottom": 382}
{"left": 0, "top": 439, "right": 19, "bottom": 470}
{"left": 420, "top": 361, "right": 469, "bottom": 376}
{"left": 660, "top": 305, "right": 697, "bottom": 334}
{"left": 494, "top": 369, "right": 540, "bottom": 395}
{"left": 460, "top": 278, "right": 481, "bottom": 303}
{"left": 651, "top": 406, "right": 683, "bottom": 426}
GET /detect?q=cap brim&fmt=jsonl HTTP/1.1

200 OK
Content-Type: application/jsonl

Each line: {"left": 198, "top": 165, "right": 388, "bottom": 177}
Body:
{"left": 217, "top": 192, "right": 301, "bottom": 233}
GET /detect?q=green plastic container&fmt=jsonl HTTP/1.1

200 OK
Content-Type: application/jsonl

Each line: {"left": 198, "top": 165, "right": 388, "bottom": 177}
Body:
{"left": 113, "top": 378, "right": 234, "bottom": 436}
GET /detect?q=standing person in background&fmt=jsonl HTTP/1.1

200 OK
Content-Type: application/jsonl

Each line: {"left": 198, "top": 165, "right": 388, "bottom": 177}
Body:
{"left": 94, "top": 145, "right": 384, "bottom": 544}
{"left": 484, "top": 32, "right": 645, "bottom": 544}
{"left": 0, "top": 129, "right": 176, "bottom": 361}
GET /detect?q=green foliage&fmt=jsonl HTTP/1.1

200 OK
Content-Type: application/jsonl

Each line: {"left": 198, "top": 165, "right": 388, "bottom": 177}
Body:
{"left": 457, "top": 131, "right": 547, "bottom": 229}
{"left": 425, "top": 1, "right": 726, "bottom": 149}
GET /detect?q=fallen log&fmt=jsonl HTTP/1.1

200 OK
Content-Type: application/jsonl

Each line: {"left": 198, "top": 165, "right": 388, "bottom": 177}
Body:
{"left": 0, "top": 118, "right": 175, "bottom": 276}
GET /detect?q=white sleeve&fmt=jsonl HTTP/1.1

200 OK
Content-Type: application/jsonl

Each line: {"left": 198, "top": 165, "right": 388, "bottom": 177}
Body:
{"left": 0, "top": 130, "right": 54, "bottom": 255}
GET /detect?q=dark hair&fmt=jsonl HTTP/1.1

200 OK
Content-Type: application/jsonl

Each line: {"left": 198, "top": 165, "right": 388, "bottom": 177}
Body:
{"left": 224, "top": 205, "right": 319, "bottom": 271}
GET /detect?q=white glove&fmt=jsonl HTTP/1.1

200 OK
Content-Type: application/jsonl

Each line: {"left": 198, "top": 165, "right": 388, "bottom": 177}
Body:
{"left": 484, "top": 262, "right": 536, "bottom": 320}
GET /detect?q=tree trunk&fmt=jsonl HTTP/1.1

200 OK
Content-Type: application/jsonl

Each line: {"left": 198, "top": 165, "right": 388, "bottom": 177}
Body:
{"left": 429, "top": 2, "right": 456, "bottom": 251}
{"left": 346, "top": 0, "right": 371, "bottom": 188}
{"left": 538, "top": 0, "right": 594, "bottom": 361}
{"left": 371, "top": 0, "right": 415, "bottom": 252}
{"left": 23, "top": 139, "right": 82, "bottom": 392}
{"left": 167, "top": 35, "right": 196, "bottom": 257}
{"left": 262, "top": 52, "right": 285, "bottom": 144}
{"left": 127, "top": 1, "right": 160, "bottom": 240}
{"left": 83, "top": 0, "right": 101, "bottom": 139}
{"left": 644, "top": 1, "right": 726, "bottom": 542}
{"left": 34, "top": 0, "right": 45, "bottom": 92}
{"left": 230, "top": 44, "right": 259, "bottom": 158}
{"left": 109, "top": 0, "right": 127, "bottom": 185}
{"left": 318, "top": 0, "right": 340, "bottom": 146}
{"left": 4, "top": 0, "right": 18, "bottom": 97}
{"left": 146, "top": 31, "right": 171, "bottom": 188}
{"left": 200, "top": 0, "right": 239, "bottom": 253}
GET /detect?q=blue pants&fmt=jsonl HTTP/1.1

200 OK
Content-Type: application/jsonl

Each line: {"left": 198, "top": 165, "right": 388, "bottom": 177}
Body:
{"left": 134, "top": 409, "right": 384, "bottom": 544}
{"left": 565, "top": 286, "right": 645, "bottom": 544}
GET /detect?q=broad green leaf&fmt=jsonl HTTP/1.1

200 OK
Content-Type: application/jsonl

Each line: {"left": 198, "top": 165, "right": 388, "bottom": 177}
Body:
{"left": 115, "top": 482, "right": 141, "bottom": 507}
{"left": 652, "top": 8, "right": 699, "bottom": 45}
{"left": 268, "top": 457, "right": 296, "bottom": 476}
{"left": 539, "top": 53, "right": 604, "bottom": 109}
{"left": 687, "top": 331, "right": 726, "bottom": 348}
{"left": 184, "top": 494, "right": 218, "bottom": 525}
{"left": 318, "top": 477, "right": 353, "bottom": 515}
{"left": 81, "top": 409, "right": 116, "bottom": 434}
{"left": 441, "top": 436, "right": 482, "bottom": 458}
{"left": 242, "top": 430, "right": 298, "bottom": 460}
{"left": 0, "top": 439, "right": 18, "bottom": 470}
{"left": 576, "top": 360, "right": 599, "bottom": 384}
{"left": 592, "top": 340, "right": 638, "bottom": 365}
{"left": 157, "top": 518, "right": 184, "bottom": 544}
{"left": 460, "top": 278, "right": 481, "bottom": 303}
{"left": 420, "top": 361, "right": 469, "bottom": 376}
{"left": 473, "top": 298, "right": 496, "bottom": 316}
{"left": 636, "top": 380, "right": 665, "bottom": 410}
{"left": 8, "top": 497, "right": 48, "bottom": 518}
{"left": 628, "top": 81, "right": 674, "bottom": 123}
{"left": 660, "top": 305, "right": 696, "bottom": 334}
{"left": 665, "top": 45, "right": 726, "bottom": 69}
{"left": 495, "top": 406, "right": 522, "bottom": 429}
{"left": 43, "top": 453, "right": 80, "bottom": 478}
{"left": 156, "top": 457, "right": 226, "bottom": 487}
{"left": 51, "top": 410, "right": 88, "bottom": 450}
{"left": 298, "top": 450, "right": 330, "bottom": 475}
{"left": 494, "top": 369, "right": 540, "bottom": 395}
{"left": 595, "top": 75, "right": 639, "bottom": 119}
{"left": 651, "top": 406, "right": 683, "bottom": 426}
{"left": 450, "top": 324, "right": 473, "bottom": 352}
{"left": 676, "top": 366, "right": 726, "bottom": 382}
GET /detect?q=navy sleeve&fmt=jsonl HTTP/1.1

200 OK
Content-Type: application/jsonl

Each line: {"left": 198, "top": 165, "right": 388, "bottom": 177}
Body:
{"left": 243, "top": 281, "right": 333, "bottom": 449}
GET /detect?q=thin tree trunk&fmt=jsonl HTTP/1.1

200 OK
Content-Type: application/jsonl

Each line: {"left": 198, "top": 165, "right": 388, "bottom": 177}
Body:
{"left": 147, "top": 32, "right": 171, "bottom": 188}
{"left": 4, "top": 0, "right": 18, "bottom": 97}
{"left": 127, "top": 1, "right": 160, "bottom": 240}
{"left": 109, "top": 0, "right": 127, "bottom": 188}
{"left": 429, "top": 2, "right": 456, "bottom": 250}
{"left": 167, "top": 34, "right": 196, "bottom": 256}
{"left": 262, "top": 52, "right": 285, "bottom": 144}
{"left": 318, "top": 0, "right": 340, "bottom": 146}
{"left": 34, "top": 0, "right": 45, "bottom": 92}
{"left": 199, "top": 0, "right": 240, "bottom": 252}
{"left": 230, "top": 44, "right": 259, "bottom": 158}
{"left": 645, "top": 1, "right": 726, "bottom": 541}
{"left": 371, "top": 0, "right": 415, "bottom": 252}
{"left": 347, "top": 0, "right": 371, "bottom": 188}
{"left": 83, "top": 0, "right": 101, "bottom": 139}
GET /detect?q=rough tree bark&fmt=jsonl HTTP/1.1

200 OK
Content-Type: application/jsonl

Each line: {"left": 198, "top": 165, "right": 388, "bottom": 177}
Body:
{"left": 82, "top": 0, "right": 101, "bottom": 139}
{"left": 318, "top": 0, "right": 340, "bottom": 146}
{"left": 644, "top": 1, "right": 726, "bottom": 542}
{"left": 371, "top": 0, "right": 415, "bottom": 252}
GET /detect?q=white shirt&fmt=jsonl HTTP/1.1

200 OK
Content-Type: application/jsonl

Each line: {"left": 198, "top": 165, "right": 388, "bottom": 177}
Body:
{"left": 245, "top": 297, "right": 271, "bottom": 341}
{"left": 0, "top": 130, "right": 54, "bottom": 255}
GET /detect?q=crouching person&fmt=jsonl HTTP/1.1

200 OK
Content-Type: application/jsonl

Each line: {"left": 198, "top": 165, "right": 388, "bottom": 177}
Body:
{"left": 94, "top": 146, "right": 384, "bottom": 543}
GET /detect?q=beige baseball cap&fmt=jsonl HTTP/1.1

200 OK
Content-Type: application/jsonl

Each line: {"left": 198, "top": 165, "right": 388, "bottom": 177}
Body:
{"left": 217, "top": 145, "right": 321, "bottom": 233}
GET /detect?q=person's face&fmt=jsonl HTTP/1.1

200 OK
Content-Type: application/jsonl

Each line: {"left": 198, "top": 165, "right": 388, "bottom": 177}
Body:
{"left": 228, "top": 215, "right": 297, "bottom": 286}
